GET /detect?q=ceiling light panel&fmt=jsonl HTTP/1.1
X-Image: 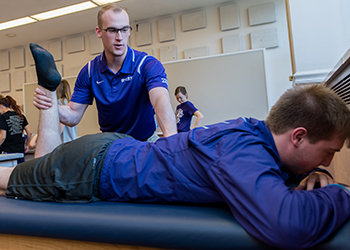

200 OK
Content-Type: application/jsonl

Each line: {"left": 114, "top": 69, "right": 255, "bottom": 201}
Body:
{"left": 31, "top": 1, "right": 97, "bottom": 21}
{"left": 91, "top": 0, "right": 122, "bottom": 5}
{"left": 0, "top": 17, "right": 37, "bottom": 31}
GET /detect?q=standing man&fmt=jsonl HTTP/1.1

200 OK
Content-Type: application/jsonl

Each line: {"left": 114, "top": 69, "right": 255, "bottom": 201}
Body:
{"left": 33, "top": 3, "right": 176, "bottom": 141}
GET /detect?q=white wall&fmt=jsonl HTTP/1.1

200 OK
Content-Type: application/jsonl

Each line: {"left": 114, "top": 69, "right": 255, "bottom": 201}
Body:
{"left": 2, "top": 0, "right": 350, "bottom": 115}
{"left": 130, "top": 0, "right": 293, "bottom": 110}
{"left": 287, "top": 0, "right": 350, "bottom": 84}
{"left": 2, "top": 0, "right": 293, "bottom": 115}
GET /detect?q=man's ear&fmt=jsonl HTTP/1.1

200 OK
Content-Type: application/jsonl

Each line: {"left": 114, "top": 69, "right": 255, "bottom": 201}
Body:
{"left": 95, "top": 27, "right": 102, "bottom": 38}
{"left": 291, "top": 127, "right": 308, "bottom": 147}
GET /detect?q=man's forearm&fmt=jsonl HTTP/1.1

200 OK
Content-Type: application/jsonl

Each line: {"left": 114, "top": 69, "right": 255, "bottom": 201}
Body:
{"left": 149, "top": 87, "right": 177, "bottom": 137}
{"left": 154, "top": 97, "right": 177, "bottom": 137}
{"left": 58, "top": 104, "right": 84, "bottom": 127}
{"left": 156, "top": 108, "right": 177, "bottom": 137}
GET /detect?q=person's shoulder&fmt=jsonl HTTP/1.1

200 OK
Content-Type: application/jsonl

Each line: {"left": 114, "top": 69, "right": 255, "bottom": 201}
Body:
{"left": 131, "top": 47, "right": 149, "bottom": 57}
{"left": 82, "top": 53, "right": 103, "bottom": 70}
{"left": 92, "top": 52, "right": 103, "bottom": 61}
{"left": 132, "top": 48, "right": 159, "bottom": 63}
{"left": 184, "top": 101, "right": 195, "bottom": 107}
{"left": 76, "top": 54, "right": 103, "bottom": 82}
{"left": 0, "top": 111, "right": 12, "bottom": 120}
{"left": 176, "top": 103, "right": 183, "bottom": 109}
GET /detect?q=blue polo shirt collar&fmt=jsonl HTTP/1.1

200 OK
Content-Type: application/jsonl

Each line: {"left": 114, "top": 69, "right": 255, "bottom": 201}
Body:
{"left": 99, "top": 46, "right": 135, "bottom": 75}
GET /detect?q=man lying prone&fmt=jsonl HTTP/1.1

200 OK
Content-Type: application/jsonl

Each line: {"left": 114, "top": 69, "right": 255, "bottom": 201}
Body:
{"left": 1, "top": 43, "right": 350, "bottom": 249}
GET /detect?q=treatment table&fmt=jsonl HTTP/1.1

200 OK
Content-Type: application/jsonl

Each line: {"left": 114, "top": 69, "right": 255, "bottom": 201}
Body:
{"left": 2, "top": 46, "right": 350, "bottom": 250}
{"left": 1, "top": 196, "right": 350, "bottom": 250}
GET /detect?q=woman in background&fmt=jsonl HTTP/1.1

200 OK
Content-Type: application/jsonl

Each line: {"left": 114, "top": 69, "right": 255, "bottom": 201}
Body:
{"left": 29, "top": 79, "right": 77, "bottom": 149}
{"left": 174, "top": 86, "right": 204, "bottom": 133}
{"left": 0, "top": 95, "right": 32, "bottom": 163}
{"left": 56, "top": 79, "right": 78, "bottom": 143}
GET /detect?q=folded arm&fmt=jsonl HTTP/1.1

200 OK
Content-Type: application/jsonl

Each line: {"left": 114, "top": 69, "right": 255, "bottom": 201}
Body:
{"left": 295, "top": 171, "right": 335, "bottom": 191}
{"left": 209, "top": 138, "right": 350, "bottom": 249}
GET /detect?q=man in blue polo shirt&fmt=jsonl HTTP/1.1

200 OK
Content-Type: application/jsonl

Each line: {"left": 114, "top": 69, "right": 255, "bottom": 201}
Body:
{"left": 33, "top": 3, "right": 176, "bottom": 141}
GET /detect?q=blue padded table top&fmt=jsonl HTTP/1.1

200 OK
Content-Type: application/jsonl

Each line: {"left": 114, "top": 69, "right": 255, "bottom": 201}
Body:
{"left": 0, "top": 196, "right": 349, "bottom": 250}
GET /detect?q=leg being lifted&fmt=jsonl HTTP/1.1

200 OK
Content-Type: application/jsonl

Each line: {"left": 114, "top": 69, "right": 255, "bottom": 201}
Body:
{"left": 30, "top": 43, "right": 62, "bottom": 158}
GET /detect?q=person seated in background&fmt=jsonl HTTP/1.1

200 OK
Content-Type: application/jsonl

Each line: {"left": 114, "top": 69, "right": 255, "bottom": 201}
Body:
{"left": 1, "top": 44, "right": 350, "bottom": 249}
{"left": 0, "top": 96, "right": 32, "bottom": 163}
{"left": 174, "top": 86, "right": 204, "bottom": 132}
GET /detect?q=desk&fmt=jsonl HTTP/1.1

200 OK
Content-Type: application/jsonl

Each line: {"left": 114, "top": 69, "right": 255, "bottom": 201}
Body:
{"left": 0, "top": 153, "right": 24, "bottom": 167}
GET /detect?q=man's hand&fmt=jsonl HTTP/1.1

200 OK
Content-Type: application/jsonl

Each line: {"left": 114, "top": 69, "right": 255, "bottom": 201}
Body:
{"left": 33, "top": 87, "right": 53, "bottom": 110}
{"left": 295, "top": 171, "right": 335, "bottom": 191}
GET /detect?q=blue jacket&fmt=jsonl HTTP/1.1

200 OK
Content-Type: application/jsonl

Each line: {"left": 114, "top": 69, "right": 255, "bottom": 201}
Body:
{"left": 100, "top": 117, "right": 350, "bottom": 249}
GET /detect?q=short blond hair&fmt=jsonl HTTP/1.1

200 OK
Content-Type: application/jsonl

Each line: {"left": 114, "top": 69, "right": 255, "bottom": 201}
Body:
{"left": 97, "top": 3, "right": 126, "bottom": 29}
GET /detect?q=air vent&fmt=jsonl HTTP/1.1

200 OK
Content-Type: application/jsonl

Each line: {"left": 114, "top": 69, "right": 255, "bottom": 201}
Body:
{"left": 330, "top": 72, "right": 350, "bottom": 105}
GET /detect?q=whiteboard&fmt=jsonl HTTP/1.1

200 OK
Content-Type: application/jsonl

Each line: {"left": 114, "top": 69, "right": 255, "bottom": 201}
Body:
{"left": 164, "top": 49, "right": 269, "bottom": 127}
{"left": 23, "top": 76, "right": 100, "bottom": 136}
{"left": 23, "top": 49, "right": 268, "bottom": 137}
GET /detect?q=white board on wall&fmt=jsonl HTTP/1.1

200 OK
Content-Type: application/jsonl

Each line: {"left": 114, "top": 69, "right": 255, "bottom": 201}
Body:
{"left": 23, "top": 76, "right": 100, "bottom": 136}
{"left": 164, "top": 49, "right": 269, "bottom": 126}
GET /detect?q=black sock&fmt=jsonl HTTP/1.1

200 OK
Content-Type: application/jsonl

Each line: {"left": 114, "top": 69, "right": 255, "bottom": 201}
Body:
{"left": 29, "top": 43, "right": 61, "bottom": 92}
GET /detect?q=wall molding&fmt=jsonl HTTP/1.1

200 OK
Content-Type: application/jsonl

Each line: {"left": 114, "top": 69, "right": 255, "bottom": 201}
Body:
{"left": 292, "top": 69, "right": 331, "bottom": 85}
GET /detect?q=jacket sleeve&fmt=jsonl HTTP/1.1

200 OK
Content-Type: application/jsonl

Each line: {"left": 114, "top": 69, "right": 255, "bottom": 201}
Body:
{"left": 207, "top": 135, "right": 350, "bottom": 249}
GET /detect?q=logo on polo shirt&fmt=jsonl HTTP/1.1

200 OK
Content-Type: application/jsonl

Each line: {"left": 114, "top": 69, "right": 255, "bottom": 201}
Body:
{"left": 121, "top": 76, "right": 133, "bottom": 83}
{"left": 96, "top": 80, "right": 104, "bottom": 84}
{"left": 161, "top": 78, "right": 168, "bottom": 86}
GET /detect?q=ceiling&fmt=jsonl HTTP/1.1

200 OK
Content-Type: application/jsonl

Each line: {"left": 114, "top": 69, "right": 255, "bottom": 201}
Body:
{"left": 0, "top": 0, "right": 230, "bottom": 51}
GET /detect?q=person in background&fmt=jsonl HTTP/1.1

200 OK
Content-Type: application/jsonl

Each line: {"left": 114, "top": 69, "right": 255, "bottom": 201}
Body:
{"left": 0, "top": 96, "right": 31, "bottom": 163}
{"left": 175, "top": 86, "right": 204, "bottom": 132}
{"left": 56, "top": 79, "right": 77, "bottom": 143}
{"left": 29, "top": 79, "right": 78, "bottom": 150}
{"left": 32, "top": 3, "right": 177, "bottom": 142}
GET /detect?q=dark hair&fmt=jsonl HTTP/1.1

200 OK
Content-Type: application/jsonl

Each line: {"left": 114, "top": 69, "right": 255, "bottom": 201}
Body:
{"left": 174, "top": 86, "right": 187, "bottom": 96}
{"left": 266, "top": 84, "right": 350, "bottom": 146}
{"left": 0, "top": 95, "right": 23, "bottom": 118}
{"left": 56, "top": 79, "right": 71, "bottom": 101}
{"left": 97, "top": 3, "right": 126, "bottom": 29}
